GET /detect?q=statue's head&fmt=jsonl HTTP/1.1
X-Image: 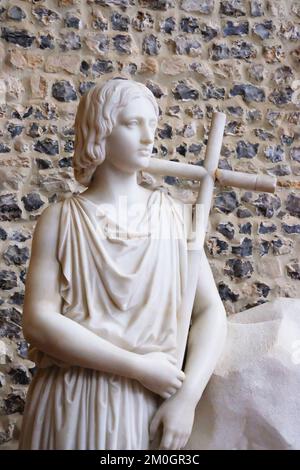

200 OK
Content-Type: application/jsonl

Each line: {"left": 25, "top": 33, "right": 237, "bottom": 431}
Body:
{"left": 73, "top": 77, "right": 160, "bottom": 187}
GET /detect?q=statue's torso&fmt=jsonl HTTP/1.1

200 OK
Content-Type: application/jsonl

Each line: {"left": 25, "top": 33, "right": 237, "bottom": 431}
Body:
{"left": 28, "top": 188, "right": 189, "bottom": 368}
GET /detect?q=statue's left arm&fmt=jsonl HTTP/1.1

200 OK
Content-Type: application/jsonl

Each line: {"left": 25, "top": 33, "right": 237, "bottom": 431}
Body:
{"left": 176, "top": 250, "right": 227, "bottom": 405}
{"left": 150, "top": 251, "right": 227, "bottom": 450}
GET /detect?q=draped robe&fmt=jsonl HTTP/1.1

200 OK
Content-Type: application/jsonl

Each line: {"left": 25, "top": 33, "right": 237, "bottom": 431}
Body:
{"left": 18, "top": 188, "right": 190, "bottom": 449}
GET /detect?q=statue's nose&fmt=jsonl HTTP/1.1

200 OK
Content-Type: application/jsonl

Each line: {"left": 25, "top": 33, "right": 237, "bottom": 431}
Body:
{"left": 141, "top": 125, "right": 154, "bottom": 143}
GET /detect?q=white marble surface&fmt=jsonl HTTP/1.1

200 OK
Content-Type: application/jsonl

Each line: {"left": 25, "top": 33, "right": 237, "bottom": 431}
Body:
{"left": 185, "top": 298, "right": 300, "bottom": 450}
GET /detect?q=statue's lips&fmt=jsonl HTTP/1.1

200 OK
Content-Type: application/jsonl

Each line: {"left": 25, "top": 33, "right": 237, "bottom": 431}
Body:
{"left": 138, "top": 150, "right": 151, "bottom": 156}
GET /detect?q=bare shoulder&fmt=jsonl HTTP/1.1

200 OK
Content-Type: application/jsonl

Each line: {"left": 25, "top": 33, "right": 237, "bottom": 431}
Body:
{"left": 38, "top": 200, "right": 63, "bottom": 223}
{"left": 35, "top": 201, "right": 62, "bottom": 232}
{"left": 31, "top": 201, "right": 63, "bottom": 257}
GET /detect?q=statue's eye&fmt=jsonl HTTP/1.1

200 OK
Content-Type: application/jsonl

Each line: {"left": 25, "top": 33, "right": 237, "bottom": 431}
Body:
{"left": 126, "top": 120, "right": 157, "bottom": 128}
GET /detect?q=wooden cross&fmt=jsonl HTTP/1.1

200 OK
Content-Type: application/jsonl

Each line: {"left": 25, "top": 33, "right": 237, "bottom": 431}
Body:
{"left": 144, "top": 112, "right": 278, "bottom": 368}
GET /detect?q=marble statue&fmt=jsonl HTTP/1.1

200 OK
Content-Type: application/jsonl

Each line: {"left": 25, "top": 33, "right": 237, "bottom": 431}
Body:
{"left": 18, "top": 77, "right": 227, "bottom": 450}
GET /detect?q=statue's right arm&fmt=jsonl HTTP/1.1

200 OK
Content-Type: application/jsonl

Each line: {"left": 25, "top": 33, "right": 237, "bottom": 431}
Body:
{"left": 22, "top": 202, "right": 144, "bottom": 380}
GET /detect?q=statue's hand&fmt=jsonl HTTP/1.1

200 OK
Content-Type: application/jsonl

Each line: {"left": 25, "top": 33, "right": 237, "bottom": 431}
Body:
{"left": 149, "top": 394, "right": 195, "bottom": 450}
{"left": 137, "top": 351, "right": 185, "bottom": 399}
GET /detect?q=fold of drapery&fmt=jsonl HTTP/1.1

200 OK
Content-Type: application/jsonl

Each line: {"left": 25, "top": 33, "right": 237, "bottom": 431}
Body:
{"left": 18, "top": 366, "right": 161, "bottom": 449}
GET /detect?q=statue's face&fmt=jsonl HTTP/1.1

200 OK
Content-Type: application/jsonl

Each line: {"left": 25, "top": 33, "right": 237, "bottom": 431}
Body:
{"left": 105, "top": 96, "right": 158, "bottom": 173}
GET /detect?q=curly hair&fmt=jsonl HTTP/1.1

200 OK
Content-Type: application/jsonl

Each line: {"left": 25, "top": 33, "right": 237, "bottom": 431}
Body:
{"left": 73, "top": 77, "right": 160, "bottom": 187}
